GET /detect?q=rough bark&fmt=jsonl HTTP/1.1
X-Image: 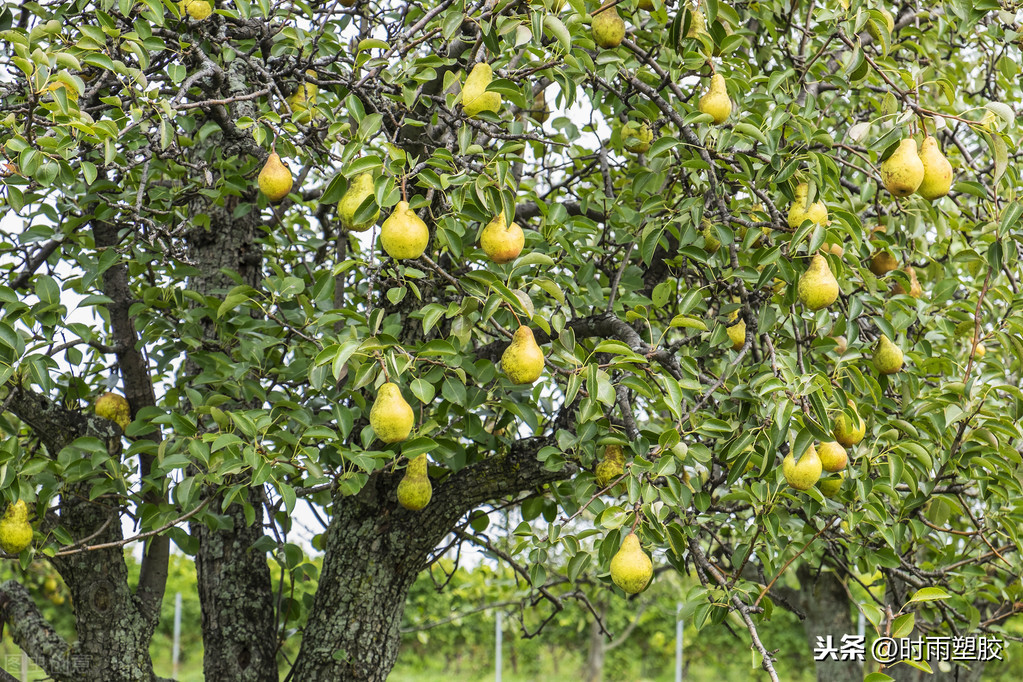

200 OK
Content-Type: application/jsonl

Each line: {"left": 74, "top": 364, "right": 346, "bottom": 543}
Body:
{"left": 290, "top": 438, "right": 576, "bottom": 680}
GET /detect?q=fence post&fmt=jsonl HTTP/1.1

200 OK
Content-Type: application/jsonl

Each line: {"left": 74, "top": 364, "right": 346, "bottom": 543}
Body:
{"left": 495, "top": 610, "right": 503, "bottom": 682}
{"left": 172, "top": 592, "right": 182, "bottom": 677}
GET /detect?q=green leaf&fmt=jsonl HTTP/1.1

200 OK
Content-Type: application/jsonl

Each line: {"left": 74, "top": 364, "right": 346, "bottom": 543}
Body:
{"left": 907, "top": 586, "right": 951, "bottom": 604}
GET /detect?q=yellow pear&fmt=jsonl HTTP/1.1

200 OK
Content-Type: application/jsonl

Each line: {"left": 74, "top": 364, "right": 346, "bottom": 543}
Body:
{"left": 833, "top": 401, "right": 865, "bottom": 447}
{"left": 726, "top": 310, "right": 746, "bottom": 351}
{"left": 592, "top": 8, "right": 626, "bottom": 49}
{"left": 396, "top": 454, "right": 432, "bottom": 511}
{"left": 917, "top": 137, "right": 953, "bottom": 201}
{"left": 892, "top": 265, "right": 923, "bottom": 298}
{"left": 462, "top": 63, "right": 502, "bottom": 118}
{"left": 832, "top": 335, "right": 848, "bottom": 355}
{"left": 479, "top": 213, "right": 524, "bottom": 264}
{"left": 880, "top": 138, "right": 924, "bottom": 197}
{"left": 818, "top": 473, "right": 845, "bottom": 498}
{"left": 782, "top": 444, "right": 822, "bottom": 491}
{"left": 869, "top": 251, "right": 898, "bottom": 277}
{"left": 818, "top": 441, "right": 849, "bottom": 473}
{"left": 797, "top": 254, "right": 839, "bottom": 310}
{"left": 501, "top": 326, "right": 545, "bottom": 384}
{"left": 873, "top": 334, "right": 904, "bottom": 374}
{"left": 0, "top": 500, "right": 33, "bottom": 555}
{"left": 622, "top": 121, "right": 654, "bottom": 153}
{"left": 180, "top": 0, "right": 213, "bottom": 21}
{"left": 698, "top": 73, "right": 731, "bottom": 125}
{"left": 974, "top": 343, "right": 987, "bottom": 358}
{"left": 339, "top": 173, "right": 379, "bottom": 232}
{"left": 380, "top": 201, "right": 429, "bottom": 259}
{"left": 595, "top": 444, "right": 625, "bottom": 488}
{"left": 686, "top": 10, "right": 707, "bottom": 38}
{"left": 369, "top": 382, "right": 415, "bottom": 443}
{"left": 258, "top": 152, "right": 294, "bottom": 203}
{"left": 95, "top": 392, "right": 131, "bottom": 431}
{"left": 287, "top": 70, "right": 319, "bottom": 123}
{"left": 610, "top": 532, "right": 653, "bottom": 594}
{"left": 787, "top": 183, "right": 829, "bottom": 228}
{"left": 637, "top": 0, "right": 654, "bottom": 9}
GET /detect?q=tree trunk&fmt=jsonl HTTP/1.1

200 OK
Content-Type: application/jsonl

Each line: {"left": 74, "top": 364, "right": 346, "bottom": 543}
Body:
{"left": 583, "top": 613, "right": 605, "bottom": 682}
{"left": 795, "top": 566, "right": 864, "bottom": 682}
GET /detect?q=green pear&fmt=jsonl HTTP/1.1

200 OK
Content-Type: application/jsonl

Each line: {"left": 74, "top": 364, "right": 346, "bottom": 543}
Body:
{"left": 397, "top": 454, "right": 432, "bottom": 511}
{"left": 686, "top": 10, "right": 707, "bottom": 38}
{"left": 622, "top": 121, "right": 653, "bottom": 153}
{"left": 702, "top": 219, "right": 721, "bottom": 253}
{"left": 916, "top": 136, "right": 952, "bottom": 201}
{"left": 479, "top": 212, "right": 524, "bottom": 264}
{"left": 892, "top": 265, "right": 923, "bottom": 298}
{"left": 637, "top": 0, "right": 654, "bottom": 9}
{"left": 818, "top": 473, "right": 845, "bottom": 498}
{"left": 0, "top": 500, "right": 33, "bottom": 555}
{"left": 258, "top": 152, "right": 294, "bottom": 202}
{"left": 595, "top": 444, "right": 625, "bottom": 488}
{"left": 833, "top": 401, "right": 865, "bottom": 446}
{"left": 880, "top": 138, "right": 924, "bottom": 197}
{"left": 339, "top": 173, "right": 379, "bottom": 232}
{"left": 95, "top": 391, "right": 131, "bottom": 431}
{"left": 797, "top": 254, "right": 839, "bottom": 310}
{"left": 369, "top": 382, "right": 414, "bottom": 443}
{"left": 698, "top": 73, "right": 731, "bottom": 125}
{"left": 782, "top": 444, "right": 822, "bottom": 491}
{"left": 818, "top": 441, "right": 849, "bottom": 473}
{"left": 380, "top": 200, "right": 429, "bottom": 259}
{"left": 501, "top": 325, "right": 544, "bottom": 384}
{"left": 287, "top": 70, "right": 319, "bottom": 123}
{"left": 787, "top": 183, "right": 829, "bottom": 228}
{"left": 726, "top": 310, "right": 746, "bottom": 351}
{"left": 462, "top": 63, "right": 502, "bottom": 118}
{"left": 180, "top": 0, "right": 213, "bottom": 21}
{"left": 873, "top": 334, "right": 904, "bottom": 374}
{"left": 869, "top": 250, "right": 898, "bottom": 276}
{"left": 610, "top": 532, "right": 653, "bottom": 594}
{"left": 592, "top": 7, "right": 626, "bottom": 49}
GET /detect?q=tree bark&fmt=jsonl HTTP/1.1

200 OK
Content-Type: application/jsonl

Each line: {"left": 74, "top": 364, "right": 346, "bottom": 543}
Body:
{"left": 583, "top": 610, "right": 605, "bottom": 682}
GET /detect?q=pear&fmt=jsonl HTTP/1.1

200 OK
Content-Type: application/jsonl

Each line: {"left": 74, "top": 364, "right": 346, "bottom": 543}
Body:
{"left": 782, "top": 444, "right": 823, "bottom": 491}
{"left": 892, "top": 265, "right": 922, "bottom": 298}
{"left": 787, "top": 183, "right": 829, "bottom": 229}
{"left": 832, "top": 335, "right": 848, "bottom": 355}
{"left": 396, "top": 454, "right": 432, "bottom": 511}
{"left": 833, "top": 401, "right": 865, "bottom": 447}
{"left": 610, "top": 532, "right": 653, "bottom": 594}
{"left": 592, "top": 8, "right": 626, "bottom": 49}
{"left": 698, "top": 74, "right": 731, "bottom": 125}
{"left": 595, "top": 444, "right": 625, "bottom": 488}
{"left": 797, "top": 254, "right": 839, "bottom": 310}
{"left": 686, "top": 10, "right": 707, "bottom": 38}
{"left": 369, "top": 382, "right": 415, "bottom": 443}
{"left": 869, "top": 251, "right": 898, "bottom": 277}
{"left": 462, "top": 63, "right": 502, "bottom": 118}
{"left": 180, "top": 0, "right": 213, "bottom": 20}
{"left": 528, "top": 89, "right": 550, "bottom": 124}
{"left": 974, "top": 343, "right": 987, "bottom": 358}
{"left": 822, "top": 242, "right": 844, "bottom": 257}
{"left": 917, "top": 137, "right": 953, "bottom": 201}
{"left": 287, "top": 70, "right": 319, "bottom": 123}
{"left": 726, "top": 310, "right": 746, "bottom": 351}
{"left": 501, "top": 326, "right": 544, "bottom": 384}
{"left": 818, "top": 441, "right": 849, "bottom": 473}
{"left": 380, "top": 201, "right": 429, "bottom": 259}
{"left": 873, "top": 334, "right": 904, "bottom": 374}
{"left": 637, "top": 0, "right": 654, "bottom": 9}
{"left": 622, "top": 121, "right": 654, "bottom": 153}
{"left": 258, "top": 152, "right": 294, "bottom": 203}
{"left": 479, "top": 212, "right": 524, "bottom": 264}
{"left": 0, "top": 500, "right": 33, "bottom": 555}
{"left": 339, "top": 173, "right": 379, "bottom": 232}
{"left": 818, "top": 473, "right": 845, "bottom": 498}
{"left": 702, "top": 220, "right": 721, "bottom": 253}
{"left": 96, "top": 392, "right": 131, "bottom": 431}
{"left": 880, "top": 138, "right": 924, "bottom": 197}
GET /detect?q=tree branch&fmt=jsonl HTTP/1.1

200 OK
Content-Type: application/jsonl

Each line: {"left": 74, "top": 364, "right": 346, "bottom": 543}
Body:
{"left": 0, "top": 580, "right": 73, "bottom": 679}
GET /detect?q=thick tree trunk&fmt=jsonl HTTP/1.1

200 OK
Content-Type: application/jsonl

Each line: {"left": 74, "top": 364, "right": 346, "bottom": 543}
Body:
{"left": 794, "top": 566, "right": 864, "bottom": 682}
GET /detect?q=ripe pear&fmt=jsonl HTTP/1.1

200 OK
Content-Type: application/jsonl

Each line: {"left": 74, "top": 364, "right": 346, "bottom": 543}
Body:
{"left": 917, "top": 137, "right": 953, "bottom": 201}
{"left": 396, "top": 454, "right": 432, "bottom": 511}
{"left": 610, "top": 532, "right": 653, "bottom": 594}
{"left": 686, "top": 10, "right": 707, "bottom": 38}
{"left": 622, "top": 121, "right": 653, "bottom": 153}
{"left": 698, "top": 74, "right": 731, "bottom": 125}
{"left": 380, "top": 201, "right": 429, "bottom": 259}
{"left": 595, "top": 444, "right": 625, "bottom": 488}
{"left": 462, "top": 63, "right": 502, "bottom": 118}
{"left": 818, "top": 441, "right": 849, "bottom": 473}
{"left": 832, "top": 335, "right": 848, "bottom": 355}
{"left": 258, "top": 152, "right": 294, "bottom": 203}
{"left": 479, "top": 213, "right": 524, "bottom": 264}
{"left": 873, "top": 334, "right": 904, "bottom": 374}
{"left": 833, "top": 401, "right": 865, "bottom": 447}
{"left": 339, "top": 173, "right": 379, "bottom": 232}
{"left": 818, "top": 473, "right": 845, "bottom": 498}
{"left": 787, "top": 183, "right": 829, "bottom": 228}
{"left": 180, "top": 0, "right": 213, "bottom": 21}
{"left": 369, "top": 382, "right": 415, "bottom": 443}
{"left": 592, "top": 8, "right": 626, "bottom": 49}
{"left": 0, "top": 500, "right": 33, "bottom": 555}
{"left": 96, "top": 392, "right": 131, "bottom": 431}
{"left": 287, "top": 70, "right": 319, "bottom": 122}
{"left": 880, "top": 138, "right": 924, "bottom": 197}
{"left": 782, "top": 444, "right": 823, "bottom": 491}
{"left": 726, "top": 310, "right": 746, "bottom": 351}
{"left": 797, "top": 254, "right": 839, "bottom": 310}
{"left": 501, "top": 326, "right": 545, "bottom": 384}
{"left": 974, "top": 343, "right": 987, "bottom": 358}
{"left": 892, "top": 265, "right": 922, "bottom": 298}
{"left": 869, "top": 251, "right": 898, "bottom": 277}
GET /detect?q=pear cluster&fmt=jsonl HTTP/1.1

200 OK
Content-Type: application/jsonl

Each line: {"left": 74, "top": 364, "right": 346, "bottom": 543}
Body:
{"left": 880, "top": 136, "right": 953, "bottom": 200}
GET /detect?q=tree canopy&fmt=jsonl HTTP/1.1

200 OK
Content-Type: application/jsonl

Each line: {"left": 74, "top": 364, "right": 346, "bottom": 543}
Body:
{"left": 1, "top": 1, "right": 1022, "bottom": 681}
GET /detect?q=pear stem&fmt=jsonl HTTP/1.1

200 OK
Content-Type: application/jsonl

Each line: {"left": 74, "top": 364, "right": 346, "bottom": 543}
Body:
{"left": 375, "top": 351, "right": 390, "bottom": 382}
{"left": 630, "top": 503, "right": 642, "bottom": 533}
{"left": 400, "top": 175, "right": 407, "bottom": 203}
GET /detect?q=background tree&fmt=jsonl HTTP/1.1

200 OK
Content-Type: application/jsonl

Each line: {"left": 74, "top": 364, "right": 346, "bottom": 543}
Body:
{"left": 1, "top": 2, "right": 1022, "bottom": 682}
